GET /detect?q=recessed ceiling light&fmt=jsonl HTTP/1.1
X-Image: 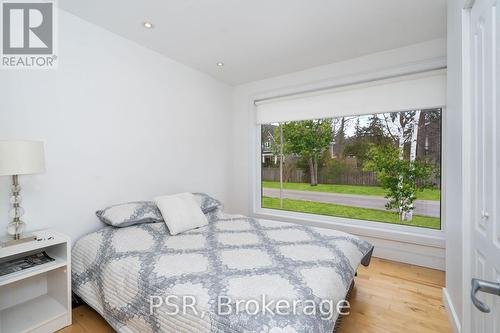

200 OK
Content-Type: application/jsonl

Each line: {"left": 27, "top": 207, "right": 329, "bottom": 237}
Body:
{"left": 143, "top": 21, "right": 154, "bottom": 29}
{"left": 216, "top": 62, "right": 224, "bottom": 67}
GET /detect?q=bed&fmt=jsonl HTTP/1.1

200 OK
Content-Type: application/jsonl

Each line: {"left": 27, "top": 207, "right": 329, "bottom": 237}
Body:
{"left": 72, "top": 210, "right": 373, "bottom": 333}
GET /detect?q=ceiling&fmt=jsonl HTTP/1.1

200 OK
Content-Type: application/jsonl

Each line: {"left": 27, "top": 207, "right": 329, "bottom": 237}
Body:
{"left": 59, "top": 0, "right": 447, "bottom": 85}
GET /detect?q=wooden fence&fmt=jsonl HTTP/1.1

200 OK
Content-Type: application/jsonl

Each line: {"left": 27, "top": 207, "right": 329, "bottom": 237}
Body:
{"left": 262, "top": 167, "right": 440, "bottom": 188}
{"left": 262, "top": 167, "right": 379, "bottom": 185}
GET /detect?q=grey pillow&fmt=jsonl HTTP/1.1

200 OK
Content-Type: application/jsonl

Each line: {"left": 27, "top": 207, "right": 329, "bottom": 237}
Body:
{"left": 96, "top": 194, "right": 222, "bottom": 227}
{"left": 192, "top": 193, "right": 223, "bottom": 213}
{"left": 96, "top": 201, "right": 164, "bottom": 227}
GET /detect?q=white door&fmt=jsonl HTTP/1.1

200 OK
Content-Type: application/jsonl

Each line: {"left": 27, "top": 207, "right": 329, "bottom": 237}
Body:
{"left": 467, "top": 0, "right": 500, "bottom": 332}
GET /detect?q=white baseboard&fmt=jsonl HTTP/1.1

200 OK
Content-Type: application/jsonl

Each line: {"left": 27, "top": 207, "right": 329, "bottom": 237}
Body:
{"left": 367, "top": 235, "right": 445, "bottom": 270}
{"left": 443, "top": 288, "right": 461, "bottom": 333}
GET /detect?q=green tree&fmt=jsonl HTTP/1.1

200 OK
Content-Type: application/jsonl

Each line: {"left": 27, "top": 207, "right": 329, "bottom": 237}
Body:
{"left": 343, "top": 115, "right": 392, "bottom": 168}
{"left": 354, "top": 118, "right": 362, "bottom": 138}
{"left": 364, "top": 115, "right": 387, "bottom": 144}
{"left": 364, "top": 145, "right": 434, "bottom": 221}
{"left": 343, "top": 138, "right": 370, "bottom": 168}
{"left": 280, "top": 119, "right": 333, "bottom": 186}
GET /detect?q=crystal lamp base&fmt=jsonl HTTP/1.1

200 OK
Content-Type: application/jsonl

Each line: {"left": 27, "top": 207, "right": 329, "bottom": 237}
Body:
{"left": 2, "top": 175, "right": 36, "bottom": 247}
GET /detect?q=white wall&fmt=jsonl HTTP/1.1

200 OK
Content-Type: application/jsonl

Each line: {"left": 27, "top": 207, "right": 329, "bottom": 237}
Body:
{"left": 444, "top": 0, "right": 465, "bottom": 330}
{"left": 0, "top": 10, "right": 233, "bottom": 241}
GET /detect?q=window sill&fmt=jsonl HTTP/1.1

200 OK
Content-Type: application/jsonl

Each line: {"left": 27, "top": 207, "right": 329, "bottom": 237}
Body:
{"left": 253, "top": 207, "right": 445, "bottom": 249}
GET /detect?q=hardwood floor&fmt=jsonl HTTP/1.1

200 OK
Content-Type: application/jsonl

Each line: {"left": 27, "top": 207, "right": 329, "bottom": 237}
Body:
{"left": 59, "top": 258, "right": 451, "bottom": 333}
{"left": 339, "top": 258, "right": 451, "bottom": 333}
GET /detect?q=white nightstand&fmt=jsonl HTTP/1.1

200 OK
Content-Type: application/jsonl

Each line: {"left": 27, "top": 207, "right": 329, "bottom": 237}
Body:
{"left": 0, "top": 230, "right": 72, "bottom": 333}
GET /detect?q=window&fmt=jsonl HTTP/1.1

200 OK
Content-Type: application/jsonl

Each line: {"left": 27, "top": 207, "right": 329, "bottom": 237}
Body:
{"left": 260, "top": 109, "right": 442, "bottom": 229}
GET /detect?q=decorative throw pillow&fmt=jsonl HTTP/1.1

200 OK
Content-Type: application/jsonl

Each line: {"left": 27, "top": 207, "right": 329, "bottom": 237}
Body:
{"left": 96, "top": 201, "right": 164, "bottom": 227}
{"left": 154, "top": 193, "right": 208, "bottom": 235}
{"left": 192, "top": 193, "right": 223, "bottom": 213}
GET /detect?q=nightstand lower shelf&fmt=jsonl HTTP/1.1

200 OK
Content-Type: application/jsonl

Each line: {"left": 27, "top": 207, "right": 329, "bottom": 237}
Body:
{"left": 0, "top": 294, "right": 67, "bottom": 333}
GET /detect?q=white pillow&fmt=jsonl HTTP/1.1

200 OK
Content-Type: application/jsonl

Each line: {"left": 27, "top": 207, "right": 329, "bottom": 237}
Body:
{"left": 154, "top": 193, "right": 208, "bottom": 235}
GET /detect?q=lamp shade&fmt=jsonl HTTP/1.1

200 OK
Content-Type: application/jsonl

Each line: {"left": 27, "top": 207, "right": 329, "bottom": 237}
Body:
{"left": 0, "top": 140, "right": 45, "bottom": 176}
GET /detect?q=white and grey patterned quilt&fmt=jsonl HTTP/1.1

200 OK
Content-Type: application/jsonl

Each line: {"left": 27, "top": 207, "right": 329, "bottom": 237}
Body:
{"left": 72, "top": 211, "right": 373, "bottom": 333}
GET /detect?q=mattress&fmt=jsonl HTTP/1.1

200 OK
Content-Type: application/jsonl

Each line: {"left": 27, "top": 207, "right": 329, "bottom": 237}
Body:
{"left": 72, "top": 211, "right": 373, "bottom": 333}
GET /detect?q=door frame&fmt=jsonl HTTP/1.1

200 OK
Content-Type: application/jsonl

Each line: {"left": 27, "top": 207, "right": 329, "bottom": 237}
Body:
{"left": 461, "top": 0, "right": 473, "bottom": 330}
{"left": 461, "top": 0, "right": 484, "bottom": 331}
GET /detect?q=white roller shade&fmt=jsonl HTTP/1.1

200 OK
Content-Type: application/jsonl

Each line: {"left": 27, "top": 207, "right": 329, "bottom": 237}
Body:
{"left": 255, "top": 70, "right": 446, "bottom": 124}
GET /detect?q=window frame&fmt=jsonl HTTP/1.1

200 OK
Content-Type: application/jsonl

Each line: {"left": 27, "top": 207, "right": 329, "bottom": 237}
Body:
{"left": 250, "top": 76, "right": 447, "bottom": 249}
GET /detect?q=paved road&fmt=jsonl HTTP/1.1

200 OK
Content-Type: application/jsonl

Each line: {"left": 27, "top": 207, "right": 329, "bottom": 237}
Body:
{"left": 263, "top": 188, "right": 440, "bottom": 218}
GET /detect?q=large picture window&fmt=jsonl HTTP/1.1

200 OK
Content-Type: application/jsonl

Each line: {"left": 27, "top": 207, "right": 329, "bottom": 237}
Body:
{"left": 260, "top": 109, "right": 442, "bottom": 229}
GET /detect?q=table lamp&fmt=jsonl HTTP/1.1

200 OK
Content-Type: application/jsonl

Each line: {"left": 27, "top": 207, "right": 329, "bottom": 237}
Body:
{"left": 0, "top": 140, "right": 45, "bottom": 246}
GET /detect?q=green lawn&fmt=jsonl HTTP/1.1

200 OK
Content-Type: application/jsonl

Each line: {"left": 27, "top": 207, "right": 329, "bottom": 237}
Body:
{"left": 262, "top": 181, "right": 440, "bottom": 201}
{"left": 262, "top": 196, "right": 440, "bottom": 229}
